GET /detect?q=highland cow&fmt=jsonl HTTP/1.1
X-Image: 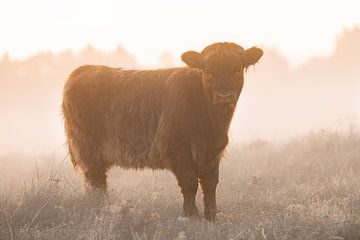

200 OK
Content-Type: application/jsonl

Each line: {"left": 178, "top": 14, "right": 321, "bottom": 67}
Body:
{"left": 62, "top": 42, "right": 263, "bottom": 220}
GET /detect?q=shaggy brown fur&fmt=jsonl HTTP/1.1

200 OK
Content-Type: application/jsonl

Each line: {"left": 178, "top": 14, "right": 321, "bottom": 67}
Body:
{"left": 62, "top": 42, "right": 263, "bottom": 220}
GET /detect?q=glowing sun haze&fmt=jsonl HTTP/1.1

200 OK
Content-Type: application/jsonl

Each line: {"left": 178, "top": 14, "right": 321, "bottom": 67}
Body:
{"left": 1, "top": 0, "right": 360, "bottom": 66}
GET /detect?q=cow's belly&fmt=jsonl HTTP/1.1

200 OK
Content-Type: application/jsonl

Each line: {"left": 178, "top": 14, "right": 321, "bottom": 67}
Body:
{"left": 101, "top": 137, "right": 169, "bottom": 170}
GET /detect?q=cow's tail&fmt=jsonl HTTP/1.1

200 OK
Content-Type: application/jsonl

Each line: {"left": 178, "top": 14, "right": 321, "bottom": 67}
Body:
{"left": 62, "top": 98, "right": 81, "bottom": 171}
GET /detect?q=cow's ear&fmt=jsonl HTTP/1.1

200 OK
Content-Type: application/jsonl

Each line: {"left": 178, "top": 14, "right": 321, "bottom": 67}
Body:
{"left": 181, "top": 51, "right": 203, "bottom": 69}
{"left": 244, "top": 47, "right": 263, "bottom": 67}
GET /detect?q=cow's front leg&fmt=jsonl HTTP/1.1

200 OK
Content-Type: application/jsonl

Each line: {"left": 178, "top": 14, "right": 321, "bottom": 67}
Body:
{"left": 174, "top": 170, "right": 199, "bottom": 218}
{"left": 199, "top": 164, "right": 219, "bottom": 221}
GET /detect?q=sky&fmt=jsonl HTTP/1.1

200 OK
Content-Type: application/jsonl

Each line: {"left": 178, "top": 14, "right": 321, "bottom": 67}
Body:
{"left": 1, "top": 0, "right": 360, "bottom": 66}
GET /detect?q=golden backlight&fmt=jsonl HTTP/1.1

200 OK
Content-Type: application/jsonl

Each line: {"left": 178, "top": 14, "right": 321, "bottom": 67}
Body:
{"left": 1, "top": 1, "right": 360, "bottom": 238}
{"left": 1, "top": 0, "right": 360, "bottom": 66}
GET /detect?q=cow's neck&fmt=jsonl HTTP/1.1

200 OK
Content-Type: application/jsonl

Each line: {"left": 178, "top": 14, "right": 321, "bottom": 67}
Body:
{"left": 214, "top": 105, "right": 235, "bottom": 133}
{"left": 203, "top": 97, "right": 236, "bottom": 137}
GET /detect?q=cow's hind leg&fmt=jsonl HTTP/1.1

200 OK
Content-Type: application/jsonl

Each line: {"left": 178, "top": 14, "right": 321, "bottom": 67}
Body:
{"left": 70, "top": 141, "right": 108, "bottom": 195}
{"left": 83, "top": 164, "right": 108, "bottom": 194}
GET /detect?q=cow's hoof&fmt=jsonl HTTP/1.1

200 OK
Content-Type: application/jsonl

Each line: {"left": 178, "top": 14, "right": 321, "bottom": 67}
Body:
{"left": 183, "top": 207, "right": 200, "bottom": 219}
{"left": 204, "top": 209, "right": 217, "bottom": 221}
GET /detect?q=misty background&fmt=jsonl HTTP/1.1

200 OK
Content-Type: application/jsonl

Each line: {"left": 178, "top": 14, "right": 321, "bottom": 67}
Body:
{"left": 0, "top": 27, "right": 359, "bottom": 156}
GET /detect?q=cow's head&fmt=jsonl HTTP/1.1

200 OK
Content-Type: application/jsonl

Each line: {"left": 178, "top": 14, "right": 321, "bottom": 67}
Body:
{"left": 181, "top": 42, "right": 263, "bottom": 106}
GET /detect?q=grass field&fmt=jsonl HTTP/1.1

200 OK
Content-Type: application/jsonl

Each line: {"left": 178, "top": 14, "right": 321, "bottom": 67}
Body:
{"left": 1, "top": 128, "right": 360, "bottom": 240}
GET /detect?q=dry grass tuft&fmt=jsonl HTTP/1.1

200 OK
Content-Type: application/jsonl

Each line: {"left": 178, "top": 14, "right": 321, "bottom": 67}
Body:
{"left": 1, "top": 128, "right": 360, "bottom": 239}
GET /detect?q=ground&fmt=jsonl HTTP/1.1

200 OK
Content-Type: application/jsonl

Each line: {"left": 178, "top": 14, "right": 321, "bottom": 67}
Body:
{"left": 1, "top": 128, "right": 360, "bottom": 240}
